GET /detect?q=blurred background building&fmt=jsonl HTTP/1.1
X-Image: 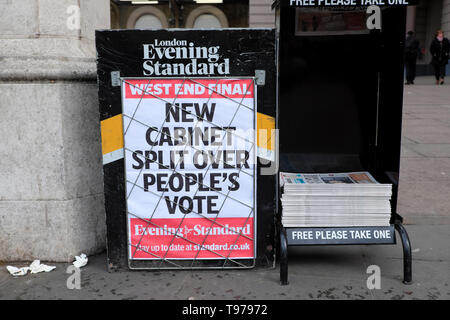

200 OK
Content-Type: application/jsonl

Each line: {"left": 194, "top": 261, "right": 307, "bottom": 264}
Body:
{"left": 406, "top": 0, "right": 450, "bottom": 75}
{"left": 111, "top": 0, "right": 450, "bottom": 75}
{"left": 110, "top": 0, "right": 275, "bottom": 29}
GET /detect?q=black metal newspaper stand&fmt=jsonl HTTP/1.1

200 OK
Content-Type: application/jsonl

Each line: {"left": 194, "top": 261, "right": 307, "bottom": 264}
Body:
{"left": 96, "top": 29, "right": 277, "bottom": 271}
{"left": 275, "top": 2, "right": 412, "bottom": 285}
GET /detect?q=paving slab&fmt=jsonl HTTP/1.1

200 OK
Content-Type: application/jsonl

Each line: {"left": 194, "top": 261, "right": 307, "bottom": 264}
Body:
{"left": 407, "top": 144, "right": 450, "bottom": 158}
{"left": 399, "top": 78, "right": 450, "bottom": 219}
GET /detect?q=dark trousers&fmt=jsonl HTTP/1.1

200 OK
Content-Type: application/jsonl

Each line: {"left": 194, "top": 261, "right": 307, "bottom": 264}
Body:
{"left": 405, "top": 56, "right": 417, "bottom": 83}
{"left": 433, "top": 63, "right": 446, "bottom": 80}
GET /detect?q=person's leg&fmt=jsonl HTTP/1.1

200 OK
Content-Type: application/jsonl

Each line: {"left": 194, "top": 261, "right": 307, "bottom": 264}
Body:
{"left": 434, "top": 64, "right": 440, "bottom": 84}
{"left": 405, "top": 59, "right": 412, "bottom": 84}
{"left": 411, "top": 58, "right": 417, "bottom": 84}
{"left": 440, "top": 65, "right": 446, "bottom": 84}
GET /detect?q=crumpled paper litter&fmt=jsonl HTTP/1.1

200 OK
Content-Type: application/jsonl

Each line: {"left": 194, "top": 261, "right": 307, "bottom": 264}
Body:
{"left": 73, "top": 254, "right": 88, "bottom": 268}
{"left": 6, "top": 260, "right": 56, "bottom": 277}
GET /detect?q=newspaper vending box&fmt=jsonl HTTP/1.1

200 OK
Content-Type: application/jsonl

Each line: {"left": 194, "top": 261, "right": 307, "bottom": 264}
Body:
{"left": 275, "top": 1, "right": 412, "bottom": 285}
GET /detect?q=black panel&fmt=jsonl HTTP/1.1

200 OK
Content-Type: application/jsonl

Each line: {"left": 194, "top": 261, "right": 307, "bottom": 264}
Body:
{"left": 278, "top": 6, "right": 406, "bottom": 218}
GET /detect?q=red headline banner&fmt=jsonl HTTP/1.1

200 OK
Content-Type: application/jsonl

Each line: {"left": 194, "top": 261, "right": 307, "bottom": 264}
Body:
{"left": 124, "top": 78, "right": 255, "bottom": 100}
{"left": 129, "top": 217, "right": 254, "bottom": 259}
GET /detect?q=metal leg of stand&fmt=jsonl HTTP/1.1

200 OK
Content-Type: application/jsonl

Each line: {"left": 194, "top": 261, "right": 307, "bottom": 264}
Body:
{"left": 280, "top": 227, "right": 289, "bottom": 285}
{"left": 395, "top": 223, "right": 412, "bottom": 284}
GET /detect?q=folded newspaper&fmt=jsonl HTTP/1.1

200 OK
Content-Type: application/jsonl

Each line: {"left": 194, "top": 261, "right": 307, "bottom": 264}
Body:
{"left": 280, "top": 171, "right": 392, "bottom": 227}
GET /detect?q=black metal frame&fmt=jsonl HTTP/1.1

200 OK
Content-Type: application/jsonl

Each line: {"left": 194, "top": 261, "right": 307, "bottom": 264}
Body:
{"left": 275, "top": 2, "right": 413, "bottom": 287}
{"left": 279, "top": 223, "right": 412, "bottom": 286}
{"left": 394, "top": 223, "right": 413, "bottom": 284}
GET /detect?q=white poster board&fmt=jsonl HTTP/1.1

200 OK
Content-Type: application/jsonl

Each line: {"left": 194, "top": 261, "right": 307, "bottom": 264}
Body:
{"left": 121, "top": 78, "right": 256, "bottom": 260}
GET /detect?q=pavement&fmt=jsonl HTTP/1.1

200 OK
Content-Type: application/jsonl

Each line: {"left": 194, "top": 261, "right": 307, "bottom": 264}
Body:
{"left": 399, "top": 76, "right": 450, "bottom": 221}
{"left": 0, "top": 76, "right": 449, "bottom": 300}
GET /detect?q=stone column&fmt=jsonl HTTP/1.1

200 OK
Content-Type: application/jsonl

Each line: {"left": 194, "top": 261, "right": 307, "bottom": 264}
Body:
{"left": 442, "top": 0, "right": 450, "bottom": 36}
{"left": 0, "top": 0, "right": 110, "bottom": 262}
{"left": 249, "top": 0, "right": 275, "bottom": 28}
{"left": 406, "top": 5, "right": 417, "bottom": 33}
{"left": 443, "top": 0, "right": 450, "bottom": 75}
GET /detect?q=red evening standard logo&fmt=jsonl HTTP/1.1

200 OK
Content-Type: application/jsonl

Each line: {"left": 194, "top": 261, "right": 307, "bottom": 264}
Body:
{"left": 124, "top": 79, "right": 254, "bottom": 100}
{"left": 129, "top": 217, "right": 254, "bottom": 259}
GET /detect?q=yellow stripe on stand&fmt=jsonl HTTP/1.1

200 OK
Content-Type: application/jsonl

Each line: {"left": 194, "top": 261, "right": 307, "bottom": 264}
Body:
{"left": 257, "top": 112, "right": 276, "bottom": 162}
{"left": 101, "top": 114, "right": 124, "bottom": 165}
{"left": 100, "top": 112, "right": 276, "bottom": 164}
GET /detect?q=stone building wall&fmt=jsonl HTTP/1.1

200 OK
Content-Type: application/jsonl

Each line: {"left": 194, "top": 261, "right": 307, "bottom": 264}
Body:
{"left": 0, "top": 0, "right": 110, "bottom": 262}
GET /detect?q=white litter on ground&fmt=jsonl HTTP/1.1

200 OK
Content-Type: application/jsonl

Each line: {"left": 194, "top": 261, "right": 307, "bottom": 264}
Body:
{"left": 6, "top": 266, "right": 29, "bottom": 277}
{"left": 73, "top": 254, "right": 88, "bottom": 268}
{"left": 6, "top": 260, "right": 56, "bottom": 277}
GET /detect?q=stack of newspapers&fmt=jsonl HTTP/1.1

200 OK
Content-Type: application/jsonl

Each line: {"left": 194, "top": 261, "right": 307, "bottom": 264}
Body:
{"left": 280, "top": 172, "right": 392, "bottom": 227}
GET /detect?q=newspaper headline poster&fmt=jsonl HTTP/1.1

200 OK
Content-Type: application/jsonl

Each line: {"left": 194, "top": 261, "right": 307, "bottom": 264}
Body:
{"left": 122, "top": 78, "right": 256, "bottom": 260}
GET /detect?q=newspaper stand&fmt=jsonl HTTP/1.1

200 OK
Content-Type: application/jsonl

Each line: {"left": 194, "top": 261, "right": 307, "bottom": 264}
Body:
{"left": 274, "top": 1, "right": 412, "bottom": 285}
{"left": 96, "top": 29, "right": 277, "bottom": 271}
